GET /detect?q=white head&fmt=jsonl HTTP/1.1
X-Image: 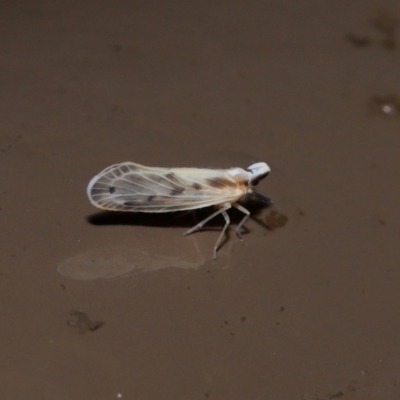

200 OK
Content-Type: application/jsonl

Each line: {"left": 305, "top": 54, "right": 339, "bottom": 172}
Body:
{"left": 246, "top": 162, "right": 270, "bottom": 186}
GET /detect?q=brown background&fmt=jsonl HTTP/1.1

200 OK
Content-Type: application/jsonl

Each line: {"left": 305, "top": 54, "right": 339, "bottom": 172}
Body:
{"left": 1, "top": 1, "right": 400, "bottom": 399}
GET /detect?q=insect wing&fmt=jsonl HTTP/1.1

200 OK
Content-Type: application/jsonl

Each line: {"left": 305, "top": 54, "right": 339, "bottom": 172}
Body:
{"left": 87, "top": 162, "right": 246, "bottom": 212}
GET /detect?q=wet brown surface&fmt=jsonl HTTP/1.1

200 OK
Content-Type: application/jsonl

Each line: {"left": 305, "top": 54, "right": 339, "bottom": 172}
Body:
{"left": 1, "top": 1, "right": 400, "bottom": 399}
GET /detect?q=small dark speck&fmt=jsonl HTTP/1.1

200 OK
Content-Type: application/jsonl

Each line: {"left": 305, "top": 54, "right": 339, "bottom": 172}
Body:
{"left": 67, "top": 310, "right": 105, "bottom": 334}
{"left": 328, "top": 391, "right": 344, "bottom": 399}
{"left": 241, "top": 316, "right": 247, "bottom": 322}
{"left": 205, "top": 391, "right": 211, "bottom": 398}
{"left": 170, "top": 188, "right": 184, "bottom": 196}
{"left": 221, "top": 321, "right": 229, "bottom": 328}
{"left": 381, "top": 37, "right": 396, "bottom": 50}
{"left": 112, "top": 44, "right": 121, "bottom": 53}
{"left": 265, "top": 210, "right": 288, "bottom": 229}
{"left": 187, "top": 286, "right": 191, "bottom": 290}
{"left": 280, "top": 306, "right": 285, "bottom": 312}
{"left": 345, "top": 33, "right": 373, "bottom": 47}
{"left": 60, "top": 283, "right": 66, "bottom": 290}
{"left": 109, "top": 187, "right": 116, "bottom": 194}
{"left": 372, "top": 12, "right": 397, "bottom": 33}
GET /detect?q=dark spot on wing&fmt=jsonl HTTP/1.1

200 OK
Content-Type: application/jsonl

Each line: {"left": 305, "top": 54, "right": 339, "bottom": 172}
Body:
{"left": 124, "top": 201, "right": 137, "bottom": 206}
{"left": 192, "top": 182, "right": 202, "bottom": 190}
{"left": 206, "top": 178, "right": 236, "bottom": 189}
{"left": 147, "top": 195, "right": 156, "bottom": 201}
{"left": 120, "top": 165, "right": 130, "bottom": 173}
{"left": 170, "top": 187, "right": 185, "bottom": 196}
{"left": 165, "top": 172, "right": 185, "bottom": 186}
{"left": 165, "top": 173, "right": 175, "bottom": 180}
{"left": 109, "top": 186, "right": 116, "bottom": 194}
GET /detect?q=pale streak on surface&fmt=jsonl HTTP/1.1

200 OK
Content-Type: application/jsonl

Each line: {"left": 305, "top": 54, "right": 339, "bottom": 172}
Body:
{"left": 57, "top": 233, "right": 205, "bottom": 280}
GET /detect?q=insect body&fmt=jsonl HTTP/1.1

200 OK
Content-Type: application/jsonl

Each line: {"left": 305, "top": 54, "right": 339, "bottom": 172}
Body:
{"left": 87, "top": 161, "right": 271, "bottom": 259}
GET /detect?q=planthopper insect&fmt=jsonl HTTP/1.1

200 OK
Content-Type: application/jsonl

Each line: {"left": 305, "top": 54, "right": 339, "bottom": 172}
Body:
{"left": 87, "top": 161, "right": 271, "bottom": 259}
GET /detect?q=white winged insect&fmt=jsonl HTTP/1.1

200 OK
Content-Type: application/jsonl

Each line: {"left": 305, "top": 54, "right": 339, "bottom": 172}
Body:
{"left": 87, "top": 161, "right": 271, "bottom": 259}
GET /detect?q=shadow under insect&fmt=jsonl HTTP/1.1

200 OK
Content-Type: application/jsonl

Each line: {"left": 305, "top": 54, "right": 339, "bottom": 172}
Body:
{"left": 87, "top": 195, "right": 272, "bottom": 233}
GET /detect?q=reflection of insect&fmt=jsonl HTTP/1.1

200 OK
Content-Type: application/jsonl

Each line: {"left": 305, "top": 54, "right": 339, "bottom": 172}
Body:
{"left": 87, "top": 161, "right": 271, "bottom": 259}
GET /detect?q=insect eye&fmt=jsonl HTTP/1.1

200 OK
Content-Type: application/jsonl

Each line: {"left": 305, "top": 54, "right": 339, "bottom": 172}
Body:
{"left": 250, "top": 171, "right": 269, "bottom": 186}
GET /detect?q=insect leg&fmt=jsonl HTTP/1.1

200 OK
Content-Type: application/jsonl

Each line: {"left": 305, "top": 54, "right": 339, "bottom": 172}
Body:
{"left": 232, "top": 203, "right": 250, "bottom": 240}
{"left": 213, "top": 208, "right": 230, "bottom": 259}
{"left": 184, "top": 203, "right": 231, "bottom": 236}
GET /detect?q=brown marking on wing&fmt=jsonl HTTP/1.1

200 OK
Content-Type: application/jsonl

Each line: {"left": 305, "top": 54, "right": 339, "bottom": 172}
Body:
{"left": 123, "top": 200, "right": 142, "bottom": 207}
{"left": 165, "top": 172, "right": 186, "bottom": 186}
{"left": 165, "top": 173, "right": 176, "bottom": 180}
{"left": 170, "top": 187, "right": 185, "bottom": 196}
{"left": 237, "top": 181, "right": 249, "bottom": 191}
{"left": 113, "top": 169, "right": 123, "bottom": 177}
{"left": 192, "top": 182, "right": 202, "bottom": 190}
{"left": 205, "top": 177, "right": 237, "bottom": 189}
{"left": 140, "top": 172, "right": 187, "bottom": 194}
{"left": 119, "top": 165, "right": 131, "bottom": 174}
